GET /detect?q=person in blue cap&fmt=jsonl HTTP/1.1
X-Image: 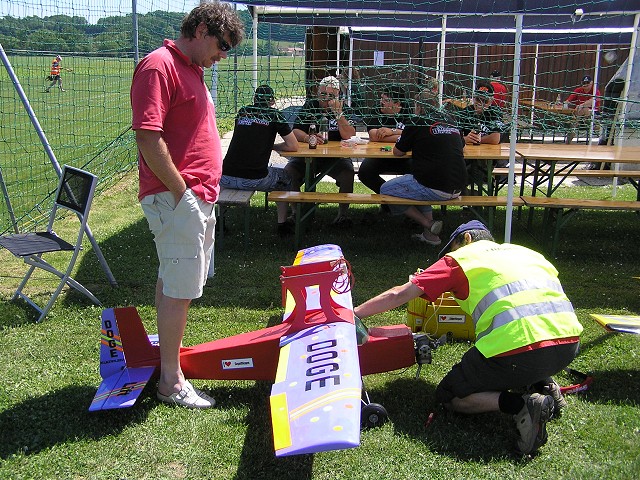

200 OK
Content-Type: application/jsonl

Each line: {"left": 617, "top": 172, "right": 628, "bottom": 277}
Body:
{"left": 354, "top": 220, "right": 583, "bottom": 456}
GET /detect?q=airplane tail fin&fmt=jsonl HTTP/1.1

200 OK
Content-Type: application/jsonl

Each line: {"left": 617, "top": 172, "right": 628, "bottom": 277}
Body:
{"left": 111, "top": 306, "right": 160, "bottom": 368}
{"left": 91, "top": 307, "right": 158, "bottom": 411}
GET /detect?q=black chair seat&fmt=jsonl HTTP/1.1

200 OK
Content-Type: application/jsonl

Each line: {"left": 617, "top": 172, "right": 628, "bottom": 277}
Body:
{"left": 0, "top": 232, "right": 74, "bottom": 256}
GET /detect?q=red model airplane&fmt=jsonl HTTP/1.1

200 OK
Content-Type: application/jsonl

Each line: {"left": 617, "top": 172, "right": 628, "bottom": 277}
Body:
{"left": 90, "top": 244, "right": 433, "bottom": 456}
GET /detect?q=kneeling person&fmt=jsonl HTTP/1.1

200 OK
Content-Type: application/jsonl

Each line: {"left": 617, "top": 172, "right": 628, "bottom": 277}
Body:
{"left": 354, "top": 220, "right": 583, "bottom": 456}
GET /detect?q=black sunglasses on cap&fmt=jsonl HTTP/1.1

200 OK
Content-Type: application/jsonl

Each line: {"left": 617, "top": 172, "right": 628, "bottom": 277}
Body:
{"left": 214, "top": 33, "right": 231, "bottom": 52}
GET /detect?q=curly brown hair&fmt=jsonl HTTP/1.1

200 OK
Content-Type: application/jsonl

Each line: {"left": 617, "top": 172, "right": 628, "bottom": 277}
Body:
{"left": 180, "top": 1, "right": 245, "bottom": 47}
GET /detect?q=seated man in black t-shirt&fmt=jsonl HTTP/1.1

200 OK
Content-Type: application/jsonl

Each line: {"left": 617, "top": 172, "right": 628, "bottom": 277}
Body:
{"left": 448, "top": 83, "right": 509, "bottom": 191}
{"left": 380, "top": 89, "right": 467, "bottom": 246}
{"left": 286, "top": 76, "right": 357, "bottom": 228}
{"left": 358, "top": 85, "right": 412, "bottom": 198}
{"left": 220, "top": 85, "right": 299, "bottom": 236}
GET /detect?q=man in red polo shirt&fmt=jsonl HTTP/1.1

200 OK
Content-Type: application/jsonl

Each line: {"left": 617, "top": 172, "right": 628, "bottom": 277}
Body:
{"left": 132, "top": 1, "right": 244, "bottom": 409}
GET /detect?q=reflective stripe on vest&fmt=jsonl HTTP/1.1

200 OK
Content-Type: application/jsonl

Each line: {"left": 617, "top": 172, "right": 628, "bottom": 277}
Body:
{"left": 472, "top": 277, "right": 575, "bottom": 341}
{"left": 448, "top": 240, "right": 582, "bottom": 357}
{"left": 476, "top": 299, "right": 575, "bottom": 342}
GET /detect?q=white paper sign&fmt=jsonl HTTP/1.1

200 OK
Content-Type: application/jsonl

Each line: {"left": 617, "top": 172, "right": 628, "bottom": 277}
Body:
{"left": 373, "top": 51, "right": 385, "bottom": 66}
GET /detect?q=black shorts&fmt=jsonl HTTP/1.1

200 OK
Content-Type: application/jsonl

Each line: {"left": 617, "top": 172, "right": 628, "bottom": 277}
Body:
{"left": 435, "top": 342, "right": 580, "bottom": 404}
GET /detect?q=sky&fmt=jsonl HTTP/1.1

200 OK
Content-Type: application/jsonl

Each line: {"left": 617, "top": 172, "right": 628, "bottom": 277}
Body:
{"left": 0, "top": 1, "right": 246, "bottom": 23}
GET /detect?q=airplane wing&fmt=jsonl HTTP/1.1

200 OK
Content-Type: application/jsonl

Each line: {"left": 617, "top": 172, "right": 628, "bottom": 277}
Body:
{"left": 270, "top": 321, "right": 362, "bottom": 457}
{"left": 89, "top": 308, "right": 157, "bottom": 411}
{"left": 590, "top": 314, "right": 640, "bottom": 334}
{"left": 272, "top": 244, "right": 362, "bottom": 456}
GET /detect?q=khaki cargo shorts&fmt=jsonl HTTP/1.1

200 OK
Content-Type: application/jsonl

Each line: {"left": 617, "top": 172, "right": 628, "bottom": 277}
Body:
{"left": 141, "top": 188, "right": 216, "bottom": 299}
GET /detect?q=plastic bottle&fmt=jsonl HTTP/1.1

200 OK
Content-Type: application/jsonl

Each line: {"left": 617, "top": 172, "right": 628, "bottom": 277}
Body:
{"left": 555, "top": 94, "right": 562, "bottom": 106}
{"left": 319, "top": 115, "right": 329, "bottom": 142}
{"left": 308, "top": 124, "right": 317, "bottom": 149}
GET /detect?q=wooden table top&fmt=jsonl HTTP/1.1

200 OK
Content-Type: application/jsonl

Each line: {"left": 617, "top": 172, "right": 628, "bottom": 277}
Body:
{"left": 519, "top": 99, "right": 575, "bottom": 115}
{"left": 514, "top": 143, "right": 640, "bottom": 164}
{"left": 288, "top": 141, "right": 512, "bottom": 160}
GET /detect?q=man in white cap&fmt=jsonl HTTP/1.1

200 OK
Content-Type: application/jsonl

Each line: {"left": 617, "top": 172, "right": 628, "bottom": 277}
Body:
{"left": 354, "top": 220, "right": 583, "bottom": 456}
{"left": 287, "top": 75, "right": 357, "bottom": 227}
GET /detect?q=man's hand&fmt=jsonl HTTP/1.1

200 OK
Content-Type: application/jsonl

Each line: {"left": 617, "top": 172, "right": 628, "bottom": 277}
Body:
{"left": 465, "top": 130, "right": 482, "bottom": 145}
{"left": 327, "top": 98, "right": 344, "bottom": 117}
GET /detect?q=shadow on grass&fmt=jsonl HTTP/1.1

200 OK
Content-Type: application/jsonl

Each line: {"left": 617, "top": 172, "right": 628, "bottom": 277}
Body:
{"left": 573, "top": 368, "right": 640, "bottom": 407}
{"left": 366, "top": 376, "right": 517, "bottom": 462}
{"left": 203, "top": 381, "right": 315, "bottom": 480}
{"left": 0, "top": 385, "right": 154, "bottom": 460}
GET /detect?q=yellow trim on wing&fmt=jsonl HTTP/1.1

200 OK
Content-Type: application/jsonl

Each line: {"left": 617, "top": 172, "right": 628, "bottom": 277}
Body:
{"left": 274, "top": 343, "right": 291, "bottom": 384}
{"left": 270, "top": 393, "right": 293, "bottom": 450}
{"left": 289, "top": 387, "right": 362, "bottom": 421}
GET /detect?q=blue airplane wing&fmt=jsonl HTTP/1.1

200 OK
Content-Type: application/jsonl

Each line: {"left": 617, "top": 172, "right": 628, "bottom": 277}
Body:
{"left": 270, "top": 321, "right": 362, "bottom": 457}
{"left": 89, "top": 365, "right": 155, "bottom": 411}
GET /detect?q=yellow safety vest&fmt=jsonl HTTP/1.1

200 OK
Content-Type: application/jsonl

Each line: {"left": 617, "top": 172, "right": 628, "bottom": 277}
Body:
{"left": 448, "top": 240, "right": 583, "bottom": 357}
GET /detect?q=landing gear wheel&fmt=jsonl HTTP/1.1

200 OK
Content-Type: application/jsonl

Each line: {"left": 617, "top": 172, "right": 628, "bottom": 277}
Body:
{"left": 361, "top": 403, "right": 388, "bottom": 429}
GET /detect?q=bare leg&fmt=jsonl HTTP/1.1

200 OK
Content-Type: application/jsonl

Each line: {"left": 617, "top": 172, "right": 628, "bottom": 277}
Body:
{"left": 404, "top": 206, "right": 441, "bottom": 243}
{"left": 336, "top": 169, "right": 354, "bottom": 217}
{"left": 276, "top": 201, "right": 289, "bottom": 223}
{"left": 155, "top": 280, "right": 191, "bottom": 396}
{"left": 448, "top": 391, "right": 501, "bottom": 414}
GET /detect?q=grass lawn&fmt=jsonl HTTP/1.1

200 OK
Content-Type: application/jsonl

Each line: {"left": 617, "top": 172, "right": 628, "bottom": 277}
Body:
{"left": 1, "top": 169, "right": 639, "bottom": 478}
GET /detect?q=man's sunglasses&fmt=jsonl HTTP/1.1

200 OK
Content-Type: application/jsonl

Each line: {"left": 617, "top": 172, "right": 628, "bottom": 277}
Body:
{"left": 214, "top": 33, "right": 231, "bottom": 52}
{"left": 318, "top": 92, "right": 336, "bottom": 100}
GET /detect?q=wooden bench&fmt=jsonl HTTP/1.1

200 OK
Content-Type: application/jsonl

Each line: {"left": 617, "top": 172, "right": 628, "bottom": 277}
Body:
{"left": 521, "top": 196, "right": 640, "bottom": 257}
{"left": 492, "top": 167, "right": 640, "bottom": 199}
{"left": 268, "top": 191, "right": 524, "bottom": 248}
{"left": 217, "top": 188, "right": 257, "bottom": 249}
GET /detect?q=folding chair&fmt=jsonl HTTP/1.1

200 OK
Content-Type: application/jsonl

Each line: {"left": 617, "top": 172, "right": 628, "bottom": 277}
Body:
{"left": 0, "top": 165, "right": 101, "bottom": 321}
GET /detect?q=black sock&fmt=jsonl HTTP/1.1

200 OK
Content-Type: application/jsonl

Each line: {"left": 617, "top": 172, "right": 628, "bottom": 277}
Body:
{"left": 498, "top": 391, "right": 525, "bottom": 415}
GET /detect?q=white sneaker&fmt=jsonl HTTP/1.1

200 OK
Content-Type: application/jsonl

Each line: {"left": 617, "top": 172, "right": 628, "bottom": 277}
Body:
{"left": 157, "top": 381, "right": 215, "bottom": 409}
{"left": 430, "top": 220, "right": 443, "bottom": 235}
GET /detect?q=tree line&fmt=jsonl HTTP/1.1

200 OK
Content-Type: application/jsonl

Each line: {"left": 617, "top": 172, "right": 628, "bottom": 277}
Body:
{"left": 0, "top": 10, "right": 305, "bottom": 56}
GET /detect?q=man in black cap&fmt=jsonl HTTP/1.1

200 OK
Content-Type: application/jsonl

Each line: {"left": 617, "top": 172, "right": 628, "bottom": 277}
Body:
{"left": 354, "top": 220, "right": 583, "bottom": 456}
{"left": 564, "top": 75, "right": 601, "bottom": 143}
{"left": 450, "top": 82, "right": 507, "bottom": 146}
{"left": 221, "top": 84, "right": 299, "bottom": 236}
{"left": 566, "top": 75, "right": 601, "bottom": 114}
{"left": 447, "top": 82, "right": 509, "bottom": 192}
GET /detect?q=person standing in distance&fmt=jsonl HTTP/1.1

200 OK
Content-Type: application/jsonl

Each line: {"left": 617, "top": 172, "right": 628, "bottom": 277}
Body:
{"left": 45, "top": 55, "right": 65, "bottom": 92}
{"left": 131, "top": 1, "right": 244, "bottom": 409}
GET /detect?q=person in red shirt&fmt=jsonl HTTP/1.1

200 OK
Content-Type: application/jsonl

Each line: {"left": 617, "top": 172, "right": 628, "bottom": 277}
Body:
{"left": 45, "top": 55, "right": 64, "bottom": 92}
{"left": 489, "top": 70, "right": 508, "bottom": 109}
{"left": 565, "top": 75, "right": 601, "bottom": 143}
{"left": 354, "top": 220, "right": 583, "bottom": 456}
{"left": 132, "top": 1, "right": 244, "bottom": 409}
{"left": 566, "top": 75, "right": 601, "bottom": 115}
